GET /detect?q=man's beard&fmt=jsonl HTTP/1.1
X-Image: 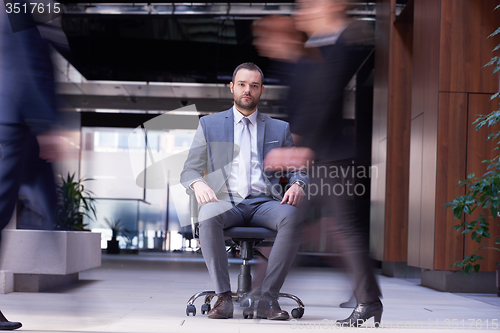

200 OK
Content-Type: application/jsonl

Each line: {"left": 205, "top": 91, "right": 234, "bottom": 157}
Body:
{"left": 235, "top": 95, "right": 259, "bottom": 111}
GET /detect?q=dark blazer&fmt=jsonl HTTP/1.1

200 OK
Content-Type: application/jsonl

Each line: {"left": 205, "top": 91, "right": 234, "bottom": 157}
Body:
{"left": 0, "top": 9, "right": 59, "bottom": 135}
{"left": 288, "top": 21, "right": 373, "bottom": 163}
{"left": 180, "top": 107, "right": 308, "bottom": 200}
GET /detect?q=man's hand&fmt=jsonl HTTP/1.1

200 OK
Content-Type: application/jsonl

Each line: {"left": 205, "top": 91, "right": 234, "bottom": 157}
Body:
{"left": 263, "top": 147, "right": 315, "bottom": 171}
{"left": 36, "top": 130, "right": 78, "bottom": 162}
{"left": 281, "top": 183, "right": 305, "bottom": 206}
{"left": 192, "top": 181, "right": 219, "bottom": 205}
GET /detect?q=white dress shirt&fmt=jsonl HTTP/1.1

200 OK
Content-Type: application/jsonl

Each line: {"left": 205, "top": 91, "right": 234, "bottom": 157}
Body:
{"left": 226, "top": 107, "right": 268, "bottom": 197}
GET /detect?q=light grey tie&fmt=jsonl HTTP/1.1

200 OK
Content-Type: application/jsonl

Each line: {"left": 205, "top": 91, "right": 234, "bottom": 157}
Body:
{"left": 238, "top": 117, "right": 251, "bottom": 198}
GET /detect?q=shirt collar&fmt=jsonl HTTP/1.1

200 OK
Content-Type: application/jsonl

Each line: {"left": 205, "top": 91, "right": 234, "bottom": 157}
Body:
{"left": 304, "top": 25, "right": 349, "bottom": 48}
{"left": 233, "top": 106, "right": 258, "bottom": 125}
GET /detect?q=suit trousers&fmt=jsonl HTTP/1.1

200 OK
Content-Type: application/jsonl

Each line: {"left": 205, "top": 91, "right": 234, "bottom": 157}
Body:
{"left": 0, "top": 124, "right": 57, "bottom": 238}
{"left": 307, "top": 161, "right": 381, "bottom": 304}
{"left": 198, "top": 194, "right": 303, "bottom": 298}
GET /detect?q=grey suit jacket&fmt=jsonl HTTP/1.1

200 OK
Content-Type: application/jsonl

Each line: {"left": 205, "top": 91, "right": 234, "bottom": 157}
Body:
{"left": 180, "top": 108, "right": 308, "bottom": 200}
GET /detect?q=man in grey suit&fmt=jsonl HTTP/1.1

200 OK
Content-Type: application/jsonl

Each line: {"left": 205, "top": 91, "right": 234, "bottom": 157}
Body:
{"left": 181, "top": 62, "right": 307, "bottom": 320}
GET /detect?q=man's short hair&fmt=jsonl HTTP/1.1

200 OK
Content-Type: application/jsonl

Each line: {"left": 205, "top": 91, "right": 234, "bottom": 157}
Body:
{"left": 232, "top": 62, "right": 264, "bottom": 84}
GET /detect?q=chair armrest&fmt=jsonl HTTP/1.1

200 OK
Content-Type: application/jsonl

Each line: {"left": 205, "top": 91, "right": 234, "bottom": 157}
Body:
{"left": 186, "top": 188, "right": 199, "bottom": 239}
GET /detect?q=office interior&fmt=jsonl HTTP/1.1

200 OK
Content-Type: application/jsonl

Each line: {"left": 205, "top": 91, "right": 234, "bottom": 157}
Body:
{"left": 1, "top": 0, "right": 500, "bottom": 331}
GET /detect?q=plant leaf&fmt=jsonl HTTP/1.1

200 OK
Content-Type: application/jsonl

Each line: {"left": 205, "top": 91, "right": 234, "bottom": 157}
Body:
{"left": 491, "top": 27, "right": 500, "bottom": 38}
{"left": 485, "top": 56, "right": 499, "bottom": 67}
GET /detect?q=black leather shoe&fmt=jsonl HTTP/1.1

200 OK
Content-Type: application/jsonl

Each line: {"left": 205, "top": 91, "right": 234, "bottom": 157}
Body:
{"left": 256, "top": 296, "right": 289, "bottom": 320}
{"left": 336, "top": 300, "right": 382, "bottom": 328}
{"left": 339, "top": 294, "right": 356, "bottom": 308}
{"left": 207, "top": 293, "right": 234, "bottom": 319}
{"left": 0, "top": 321, "right": 22, "bottom": 331}
{"left": 0, "top": 311, "right": 21, "bottom": 331}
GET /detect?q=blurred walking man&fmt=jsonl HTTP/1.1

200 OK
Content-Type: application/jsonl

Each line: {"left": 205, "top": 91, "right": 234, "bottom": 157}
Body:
{"left": 263, "top": 0, "right": 383, "bottom": 327}
{"left": 0, "top": 6, "right": 63, "bottom": 330}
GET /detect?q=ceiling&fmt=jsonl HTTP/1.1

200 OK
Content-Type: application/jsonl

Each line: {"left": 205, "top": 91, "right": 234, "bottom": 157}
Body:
{"left": 52, "top": 2, "right": 382, "bottom": 114}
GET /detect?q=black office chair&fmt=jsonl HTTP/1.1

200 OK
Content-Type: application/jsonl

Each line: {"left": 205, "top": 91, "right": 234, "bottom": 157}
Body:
{"left": 185, "top": 189, "right": 305, "bottom": 319}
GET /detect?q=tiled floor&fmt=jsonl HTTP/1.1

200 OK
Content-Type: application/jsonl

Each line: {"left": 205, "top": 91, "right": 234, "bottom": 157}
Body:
{"left": 2, "top": 252, "right": 499, "bottom": 332}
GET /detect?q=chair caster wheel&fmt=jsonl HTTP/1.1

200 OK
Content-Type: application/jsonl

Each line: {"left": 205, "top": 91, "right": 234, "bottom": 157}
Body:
{"left": 243, "top": 307, "right": 254, "bottom": 319}
{"left": 201, "top": 303, "right": 211, "bottom": 315}
{"left": 186, "top": 305, "right": 196, "bottom": 316}
{"left": 291, "top": 307, "right": 304, "bottom": 319}
{"left": 240, "top": 296, "right": 253, "bottom": 308}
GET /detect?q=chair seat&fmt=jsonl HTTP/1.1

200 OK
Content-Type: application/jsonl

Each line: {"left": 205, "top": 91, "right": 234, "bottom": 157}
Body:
{"left": 223, "top": 227, "right": 277, "bottom": 240}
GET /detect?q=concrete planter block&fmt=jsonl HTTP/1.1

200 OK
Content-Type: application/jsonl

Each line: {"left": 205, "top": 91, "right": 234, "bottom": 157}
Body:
{"left": 382, "top": 261, "right": 422, "bottom": 279}
{"left": 0, "top": 271, "right": 14, "bottom": 294}
{"left": 421, "top": 270, "right": 496, "bottom": 293}
{"left": 0, "top": 230, "right": 101, "bottom": 291}
{"left": 14, "top": 273, "right": 79, "bottom": 292}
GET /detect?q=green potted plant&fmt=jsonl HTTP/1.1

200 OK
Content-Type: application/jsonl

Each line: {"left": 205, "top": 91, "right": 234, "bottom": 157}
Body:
{"left": 54, "top": 173, "right": 96, "bottom": 231}
{"left": 102, "top": 218, "right": 128, "bottom": 254}
{"left": 0, "top": 173, "right": 102, "bottom": 286}
{"left": 120, "top": 231, "right": 139, "bottom": 254}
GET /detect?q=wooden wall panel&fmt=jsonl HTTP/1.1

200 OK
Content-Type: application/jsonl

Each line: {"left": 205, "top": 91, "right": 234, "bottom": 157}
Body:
{"left": 478, "top": 0, "right": 500, "bottom": 94}
{"left": 369, "top": 161, "right": 381, "bottom": 258}
{"left": 370, "top": 0, "right": 394, "bottom": 261}
{"left": 434, "top": 92, "right": 467, "bottom": 271}
{"left": 370, "top": 140, "right": 387, "bottom": 261}
{"left": 373, "top": 0, "right": 394, "bottom": 144}
{"left": 411, "top": 0, "right": 440, "bottom": 120}
{"left": 439, "top": 0, "right": 500, "bottom": 94}
{"left": 410, "top": 0, "right": 441, "bottom": 269}
{"left": 384, "top": 22, "right": 413, "bottom": 262}
{"left": 407, "top": 113, "right": 423, "bottom": 267}
{"left": 465, "top": 94, "right": 500, "bottom": 271}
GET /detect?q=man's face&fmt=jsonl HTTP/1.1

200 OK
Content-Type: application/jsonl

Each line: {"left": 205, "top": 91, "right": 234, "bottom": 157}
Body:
{"left": 253, "top": 16, "right": 304, "bottom": 62}
{"left": 294, "top": 0, "right": 344, "bottom": 36}
{"left": 230, "top": 69, "right": 264, "bottom": 111}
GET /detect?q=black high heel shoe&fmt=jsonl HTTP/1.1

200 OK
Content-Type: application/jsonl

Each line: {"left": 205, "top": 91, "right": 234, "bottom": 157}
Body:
{"left": 0, "top": 311, "right": 22, "bottom": 331}
{"left": 336, "top": 300, "right": 383, "bottom": 328}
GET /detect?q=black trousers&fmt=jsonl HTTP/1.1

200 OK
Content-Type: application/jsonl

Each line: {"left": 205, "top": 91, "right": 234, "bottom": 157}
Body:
{"left": 304, "top": 161, "right": 381, "bottom": 304}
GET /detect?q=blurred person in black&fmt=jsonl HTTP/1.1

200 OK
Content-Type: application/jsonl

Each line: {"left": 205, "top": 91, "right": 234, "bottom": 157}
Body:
{"left": 261, "top": 0, "right": 382, "bottom": 327}
{"left": 0, "top": 4, "right": 63, "bottom": 330}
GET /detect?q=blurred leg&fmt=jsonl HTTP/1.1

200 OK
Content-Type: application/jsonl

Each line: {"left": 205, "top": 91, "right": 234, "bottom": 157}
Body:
{"left": 0, "top": 125, "right": 29, "bottom": 234}
{"left": 0, "top": 125, "right": 26, "bottom": 329}
{"left": 17, "top": 134, "right": 57, "bottom": 230}
{"left": 329, "top": 195, "right": 381, "bottom": 303}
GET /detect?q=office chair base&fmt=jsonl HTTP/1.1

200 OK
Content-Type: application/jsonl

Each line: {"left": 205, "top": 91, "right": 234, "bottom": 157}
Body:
{"left": 186, "top": 292, "right": 216, "bottom": 316}
{"left": 278, "top": 292, "right": 305, "bottom": 319}
{"left": 186, "top": 290, "right": 305, "bottom": 318}
{"left": 243, "top": 307, "right": 254, "bottom": 319}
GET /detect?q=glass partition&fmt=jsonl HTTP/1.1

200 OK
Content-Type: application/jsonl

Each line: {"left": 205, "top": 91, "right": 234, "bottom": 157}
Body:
{"left": 81, "top": 127, "right": 145, "bottom": 199}
{"left": 85, "top": 198, "right": 140, "bottom": 250}
{"left": 81, "top": 126, "right": 196, "bottom": 251}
